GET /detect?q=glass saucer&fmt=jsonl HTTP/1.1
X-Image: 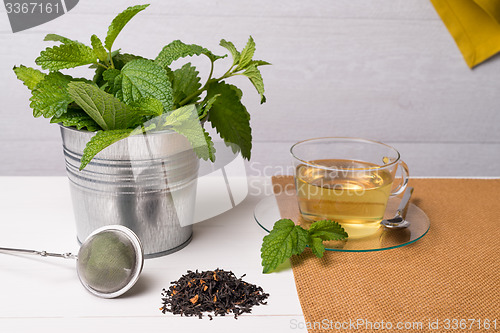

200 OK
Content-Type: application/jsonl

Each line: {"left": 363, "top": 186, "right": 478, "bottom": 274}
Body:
{"left": 254, "top": 195, "right": 430, "bottom": 252}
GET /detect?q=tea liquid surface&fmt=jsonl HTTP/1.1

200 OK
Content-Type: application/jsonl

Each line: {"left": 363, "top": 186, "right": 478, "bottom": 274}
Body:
{"left": 296, "top": 159, "right": 394, "bottom": 238}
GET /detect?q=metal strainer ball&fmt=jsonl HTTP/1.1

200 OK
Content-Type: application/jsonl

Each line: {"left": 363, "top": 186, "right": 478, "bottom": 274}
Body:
{"left": 0, "top": 225, "right": 144, "bottom": 298}
{"left": 77, "top": 225, "right": 144, "bottom": 298}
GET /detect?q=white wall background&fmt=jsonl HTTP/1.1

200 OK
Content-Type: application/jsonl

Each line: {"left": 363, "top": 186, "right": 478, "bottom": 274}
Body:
{"left": 0, "top": 0, "right": 499, "bottom": 177}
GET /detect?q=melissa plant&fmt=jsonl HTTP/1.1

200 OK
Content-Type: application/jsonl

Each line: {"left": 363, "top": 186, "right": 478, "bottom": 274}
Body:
{"left": 13, "top": 4, "right": 269, "bottom": 169}
{"left": 261, "top": 219, "right": 348, "bottom": 273}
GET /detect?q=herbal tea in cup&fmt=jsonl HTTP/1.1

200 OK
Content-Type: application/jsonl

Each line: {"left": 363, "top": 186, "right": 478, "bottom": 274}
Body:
{"left": 291, "top": 138, "right": 409, "bottom": 239}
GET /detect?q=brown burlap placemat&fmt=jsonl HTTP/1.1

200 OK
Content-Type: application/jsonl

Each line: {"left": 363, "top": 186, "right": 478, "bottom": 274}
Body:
{"left": 272, "top": 176, "right": 499, "bottom": 332}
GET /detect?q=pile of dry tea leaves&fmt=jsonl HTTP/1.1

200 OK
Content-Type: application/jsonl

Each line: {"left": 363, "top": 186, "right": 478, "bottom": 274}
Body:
{"left": 160, "top": 269, "right": 269, "bottom": 319}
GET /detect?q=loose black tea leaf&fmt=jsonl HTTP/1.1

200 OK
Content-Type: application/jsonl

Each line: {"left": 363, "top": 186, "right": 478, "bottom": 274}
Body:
{"left": 160, "top": 268, "right": 269, "bottom": 319}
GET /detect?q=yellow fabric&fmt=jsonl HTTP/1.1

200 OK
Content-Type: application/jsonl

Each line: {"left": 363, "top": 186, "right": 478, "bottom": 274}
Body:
{"left": 430, "top": 0, "right": 500, "bottom": 68}
{"left": 474, "top": 0, "right": 500, "bottom": 24}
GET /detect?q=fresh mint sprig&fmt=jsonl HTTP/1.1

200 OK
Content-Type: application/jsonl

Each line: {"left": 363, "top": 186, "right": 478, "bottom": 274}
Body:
{"left": 13, "top": 4, "right": 269, "bottom": 169}
{"left": 260, "top": 219, "right": 348, "bottom": 274}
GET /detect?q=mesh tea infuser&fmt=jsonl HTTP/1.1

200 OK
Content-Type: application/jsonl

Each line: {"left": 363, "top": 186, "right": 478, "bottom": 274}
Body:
{"left": 0, "top": 225, "right": 144, "bottom": 298}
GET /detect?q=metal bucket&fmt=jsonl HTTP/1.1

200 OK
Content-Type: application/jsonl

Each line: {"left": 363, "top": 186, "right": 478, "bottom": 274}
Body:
{"left": 60, "top": 125, "right": 198, "bottom": 258}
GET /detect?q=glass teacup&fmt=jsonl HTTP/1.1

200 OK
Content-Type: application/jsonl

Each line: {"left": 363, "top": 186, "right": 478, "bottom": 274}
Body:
{"left": 291, "top": 137, "right": 409, "bottom": 239}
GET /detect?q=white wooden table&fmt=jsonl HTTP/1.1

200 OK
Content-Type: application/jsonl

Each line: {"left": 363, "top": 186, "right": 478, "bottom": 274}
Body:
{"left": 0, "top": 177, "right": 305, "bottom": 332}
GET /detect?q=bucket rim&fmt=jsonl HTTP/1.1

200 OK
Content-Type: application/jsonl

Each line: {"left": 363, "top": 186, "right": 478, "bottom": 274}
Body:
{"left": 58, "top": 123, "right": 178, "bottom": 136}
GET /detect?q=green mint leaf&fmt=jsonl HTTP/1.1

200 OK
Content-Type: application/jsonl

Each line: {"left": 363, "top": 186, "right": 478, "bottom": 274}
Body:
{"left": 112, "top": 53, "right": 145, "bottom": 70}
{"left": 80, "top": 128, "right": 138, "bottom": 170}
{"left": 111, "top": 49, "right": 122, "bottom": 58}
{"left": 308, "top": 220, "right": 348, "bottom": 241}
{"left": 203, "top": 93, "right": 220, "bottom": 112}
{"left": 36, "top": 43, "right": 97, "bottom": 71}
{"left": 119, "top": 58, "right": 174, "bottom": 112}
{"left": 260, "top": 219, "right": 349, "bottom": 272}
{"left": 113, "top": 76, "right": 124, "bottom": 101}
{"left": 102, "top": 68, "right": 121, "bottom": 93}
{"left": 13, "top": 65, "right": 46, "bottom": 90}
{"left": 155, "top": 40, "right": 225, "bottom": 68}
{"left": 91, "top": 50, "right": 122, "bottom": 72}
{"left": 202, "top": 129, "right": 216, "bottom": 162}
{"left": 249, "top": 60, "right": 271, "bottom": 67}
{"left": 171, "top": 63, "right": 202, "bottom": 107}
{"left": 29, "top": 72, "right": 73, "bottom": 118}
{"left": 308, "top": 237, "right": 326, "bottom": 258}
{"left": 93, "top": 65, "right": 106, "bottom": 85}
{"left": 91, "top": 35, "right": 108, "bottom": 63}
{"left": 102, "top": 68, "right": 121, "bottom": 82}
{"left": 198, "top": 93, "right": 220, "bottom": 120}
{"left": 306, "top": 220, "right": 348, "bottom": 258}
{"left": 93, "top": 52, "right": 142, "bottom": 88}
{"left": 67, "top": 81, "right": 145, "bottom": 130}
{"left": 151, "top": 104, "right": 215, "bottom": 161}
{"left": 104, "top": 4, "right": 150, "bottom": 51}
{"left": 43, "top": 33, "right": 75, "bottom": 44}
{"left": 205, "top": 81, "right": 251, "bottom": 159}
{"left": 50, "top": 108, "right": 101, "bottom": 132}
{"left": 237, "top": 36, "right": 256, "bottom": 70}
{"left": 261, "top": 219, "right": 309, "bottom": 274}
{"left": 219, "top": 39, "right": 240, "bottom": 66}
{"left": 242, "top": 64, "right": 266, "bottom": 104}
{"left": 129, "top": 97, "right": 163, "bottom": 117}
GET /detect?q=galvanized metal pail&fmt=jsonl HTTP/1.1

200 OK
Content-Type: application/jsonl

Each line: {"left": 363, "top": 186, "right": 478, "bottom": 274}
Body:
{"left": 60, "top": 125, "right": 198, "bottom": 258}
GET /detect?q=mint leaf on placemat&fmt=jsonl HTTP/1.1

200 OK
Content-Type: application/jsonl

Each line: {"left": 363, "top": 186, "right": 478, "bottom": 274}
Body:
{"left": 308, "top": 237, "right": 326, "bottom": 258}
{"left": 261, "top": 219, "right": 348, "bottom": 273}
{"left": 261, "top": 219, "right": 309, "bottom": 274}
{"left": 308, "top": 220, "right": 348, "bottom": 241}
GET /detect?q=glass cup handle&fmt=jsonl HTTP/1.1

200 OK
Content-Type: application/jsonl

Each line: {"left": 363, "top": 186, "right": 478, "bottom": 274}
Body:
{"left": 390, "top": 160, "right": 409, "bottom": 197}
